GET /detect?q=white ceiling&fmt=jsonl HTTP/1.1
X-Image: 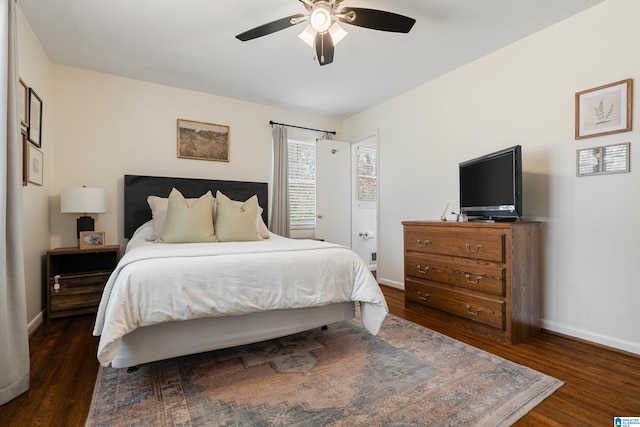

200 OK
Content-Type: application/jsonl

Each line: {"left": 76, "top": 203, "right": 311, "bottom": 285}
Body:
{"left": 19, "top": 0, "right": 603, "bottom": 119}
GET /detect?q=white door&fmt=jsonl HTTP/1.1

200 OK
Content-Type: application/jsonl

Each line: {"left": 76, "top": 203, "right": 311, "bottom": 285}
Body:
{"left": 350, "top": 135, "right": 378, "bottom": 270}
{"left": 315, "top": 139, "right": 351, "bottom": 247}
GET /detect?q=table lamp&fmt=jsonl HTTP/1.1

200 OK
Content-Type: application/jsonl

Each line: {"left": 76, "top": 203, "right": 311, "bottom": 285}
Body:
{"left": 61, "top": 186, "right": 107, "bottom": 238}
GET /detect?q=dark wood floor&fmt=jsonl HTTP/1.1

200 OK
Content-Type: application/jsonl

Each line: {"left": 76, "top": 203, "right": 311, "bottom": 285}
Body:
{"left": 2, "top": 285, "right": 639, "bottom": 426}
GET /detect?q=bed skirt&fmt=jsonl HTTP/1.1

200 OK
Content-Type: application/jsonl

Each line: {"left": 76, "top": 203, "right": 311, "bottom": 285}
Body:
{"left": 111, "top": 302, "right": 356, "bottom": 368}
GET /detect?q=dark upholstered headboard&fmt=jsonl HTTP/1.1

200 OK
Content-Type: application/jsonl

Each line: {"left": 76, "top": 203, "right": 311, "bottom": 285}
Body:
{"left": 124, "top": 174, "right": 269, "bottom": 239}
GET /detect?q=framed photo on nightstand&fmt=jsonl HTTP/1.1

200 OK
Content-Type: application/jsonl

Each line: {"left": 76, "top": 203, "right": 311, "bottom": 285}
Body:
{"left": 79, "top": 231, "right": 106, "bottom": 249}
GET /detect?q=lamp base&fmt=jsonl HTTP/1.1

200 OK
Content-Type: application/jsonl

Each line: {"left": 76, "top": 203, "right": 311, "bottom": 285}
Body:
{"left": 76, "top": 215, "right": 95, "bottom": 238}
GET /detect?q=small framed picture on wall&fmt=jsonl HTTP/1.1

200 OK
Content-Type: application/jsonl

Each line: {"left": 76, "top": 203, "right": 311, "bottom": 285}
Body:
{"left": 28, "top": 88, "right": 43, "bottom": 147}
{"left": 19, "top": 78, "right": 28, "bottom": 128}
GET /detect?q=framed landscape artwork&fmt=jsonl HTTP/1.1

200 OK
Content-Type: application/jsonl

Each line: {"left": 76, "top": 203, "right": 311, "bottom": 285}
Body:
{"left": 177, "top": 119, "right": 230, "bottom": 162}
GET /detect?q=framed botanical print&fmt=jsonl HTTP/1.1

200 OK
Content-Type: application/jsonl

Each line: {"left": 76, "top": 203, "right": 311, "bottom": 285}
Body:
{"left": 575, "top": 79, "right": 632, "bottom": 139}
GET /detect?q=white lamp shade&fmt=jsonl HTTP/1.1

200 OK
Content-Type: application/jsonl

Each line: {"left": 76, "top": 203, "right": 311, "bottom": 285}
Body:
{"left": 61, "top": 187, "right": 107, "bottom": 214}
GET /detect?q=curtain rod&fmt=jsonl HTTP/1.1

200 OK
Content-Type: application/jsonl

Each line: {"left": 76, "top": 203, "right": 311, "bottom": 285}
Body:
{"left": 269, "top": 120, "right": 336, "bottom": 135}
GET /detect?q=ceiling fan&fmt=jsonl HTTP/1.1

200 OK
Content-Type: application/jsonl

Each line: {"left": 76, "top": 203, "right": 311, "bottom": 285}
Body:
{"left": 236, "top": 0, "right": 416, "bottom": 66}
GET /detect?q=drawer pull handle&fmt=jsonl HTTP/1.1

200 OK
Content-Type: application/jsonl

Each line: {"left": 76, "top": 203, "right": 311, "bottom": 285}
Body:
{"left": 417, "top": 291, "right": 430, "bottom": 301}
{"left": 416, "top": 264, "right": 430, "bottom": 274}
{"left": 54, "top": 275, "right": 61, "bottom": 293}
{"left": 464, "top": 273, "right": 482, "bottom": 285}
{"left": 466, "top": 304, "right": 482, "bottom": 316}
{"left": 416, "top": 239, "right": 431, "bottom": 247}
{"left": 465, "top": 243, "right": 482, "bottom": 253}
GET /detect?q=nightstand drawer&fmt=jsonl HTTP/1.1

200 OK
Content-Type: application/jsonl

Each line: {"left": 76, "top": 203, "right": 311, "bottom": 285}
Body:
{"left": 49, "top": 272, "right": 110, "bottom": 313}
{"left": 46, "top": 245, "right": 119, "bottom": 319}
{"left": 405, "top": 279, "right": 505, "bottom": 330}
{"left": 404, "top": 225, "right": 505, "bottom": 262}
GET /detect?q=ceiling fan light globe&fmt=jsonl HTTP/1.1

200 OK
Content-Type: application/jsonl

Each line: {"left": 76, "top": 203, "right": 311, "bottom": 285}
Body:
{"left": 310, "top": 6, "right": 332, "bottom": 33}
{"left": 328, "top": 22, "right": 348, "bottom": 45}
{"left": 298, "top": 24, "right": 316, "bottom": 48}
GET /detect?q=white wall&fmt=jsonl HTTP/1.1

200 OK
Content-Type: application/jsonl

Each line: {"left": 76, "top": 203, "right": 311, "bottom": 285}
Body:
{"left": 18, "top": 8, "right": 342, "bottom": 326}
{"left": 19, "top": 0, "right": 639, "bottom": 355}
{"left": 343, "top": 0, "right": 640, "bottom": 354}
{"left": 17, "top": 7, "right": 53, "bottom": 329}
{"left": 50, "top": 66, "right": 343, "bottom": 251}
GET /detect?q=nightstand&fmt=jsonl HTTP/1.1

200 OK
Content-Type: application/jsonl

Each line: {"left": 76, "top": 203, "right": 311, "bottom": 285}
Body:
{"left": 46, "top": 245, "right": 120, "bottom": 319}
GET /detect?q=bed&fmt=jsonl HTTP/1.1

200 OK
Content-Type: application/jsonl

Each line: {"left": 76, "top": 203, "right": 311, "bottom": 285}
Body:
{"left": 93, "top": 174, "right": 388, "bottom": 368}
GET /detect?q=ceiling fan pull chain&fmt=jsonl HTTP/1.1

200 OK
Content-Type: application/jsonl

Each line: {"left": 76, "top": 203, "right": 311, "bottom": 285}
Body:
{"left": 320, "top": 34, "right": 325, "bottom": 63}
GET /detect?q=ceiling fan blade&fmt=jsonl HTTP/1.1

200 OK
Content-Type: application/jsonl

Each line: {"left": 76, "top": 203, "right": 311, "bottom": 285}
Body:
{"left": 315, "top": 32, "right": 334, "bottom": 66}
{"left": 339, "top": 8, "right": 415, "bottom": 33}
{"left": 236, "top": 14, "right": 306, "bottom": 41}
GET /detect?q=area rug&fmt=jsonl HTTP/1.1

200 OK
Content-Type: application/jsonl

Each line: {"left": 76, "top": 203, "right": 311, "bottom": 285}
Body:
{"left": 86, "top": 314, "right": 562, "bottom": 426}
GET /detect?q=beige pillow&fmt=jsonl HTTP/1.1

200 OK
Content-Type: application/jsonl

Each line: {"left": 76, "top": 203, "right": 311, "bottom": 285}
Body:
{"left": 158, "top": 188, "right": 217, "bottom": 243}
{"left": 214, "top": 190, "right": 262, "bottom": 242}
{"left": 148, "top": 193, "right": 269, "bottom": 240}
{"left": 147, "top": 195, "right": 209, "bottom": 240}
{"left": 213, "top": 198, "right": 270, "bottom": 239}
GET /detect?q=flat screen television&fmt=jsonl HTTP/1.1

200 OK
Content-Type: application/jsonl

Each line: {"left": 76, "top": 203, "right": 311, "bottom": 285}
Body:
{"left": 459, "top": 145, "right": 522, "bottom": 221}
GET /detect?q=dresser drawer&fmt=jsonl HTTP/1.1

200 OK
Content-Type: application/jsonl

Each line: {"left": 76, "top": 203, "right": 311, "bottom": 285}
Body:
{"left": 49, "top": 272, "right": 109, "bottom": 313}
{"left": 405, "top": 254, "right": 505, "bottom": 296}
{"left": 406, "top": 279, "right": 505, "bottom": 329}
{"left": 404, "top": 226, "right": 505, "bottom": 262}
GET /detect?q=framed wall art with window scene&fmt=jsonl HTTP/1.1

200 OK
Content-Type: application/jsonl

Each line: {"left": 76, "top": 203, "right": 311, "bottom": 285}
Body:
{"left": 576, "top": 142, "right": 630, "bottom": 177}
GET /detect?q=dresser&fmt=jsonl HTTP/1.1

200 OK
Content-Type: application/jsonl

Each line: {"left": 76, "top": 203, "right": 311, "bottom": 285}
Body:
{"left": 46, "top": 245, "right": 120, "bottom": 319}
{"left": 402, "top": 221, "right": 540, "bottom": 344}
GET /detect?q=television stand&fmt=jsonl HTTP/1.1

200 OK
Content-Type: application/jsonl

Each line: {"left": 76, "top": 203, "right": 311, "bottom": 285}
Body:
{"left": 402, "top": 220, "right": 540, "bottom": 344}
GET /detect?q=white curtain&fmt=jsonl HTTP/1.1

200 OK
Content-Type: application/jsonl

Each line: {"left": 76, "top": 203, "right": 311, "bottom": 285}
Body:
{"left": 270, "top": 126, "right": 290, "bottom": 237}
{"left": 0, "top": 0, "right": 30, "bottom": 405}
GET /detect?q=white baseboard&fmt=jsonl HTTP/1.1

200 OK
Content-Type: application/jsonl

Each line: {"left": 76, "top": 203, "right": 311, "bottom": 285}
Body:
{"left": 542, "top": 318, "right": 640, "bottom": 356}
{"left": 377, "top": 278, "right": 404, "bottom": 289}
{"left": 28, "top": 310, "right": 44, "bottom": 336}
{"left": 371, "top": 283, "right": 640, "bottom": 356}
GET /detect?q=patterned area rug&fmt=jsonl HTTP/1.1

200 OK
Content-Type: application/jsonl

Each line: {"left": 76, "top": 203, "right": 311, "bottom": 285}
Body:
{"left": 86, "top": 314, "right": 562, "bottom": 426}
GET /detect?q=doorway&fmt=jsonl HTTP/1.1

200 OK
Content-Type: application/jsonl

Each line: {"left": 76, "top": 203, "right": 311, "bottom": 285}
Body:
{"left": 315, "top": 132, "right": 378, "bottom": 272}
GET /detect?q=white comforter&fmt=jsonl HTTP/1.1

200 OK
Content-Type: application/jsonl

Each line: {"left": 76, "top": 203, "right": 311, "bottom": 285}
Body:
{"left": 93, "top": 222, "right": 388, "bottom": 366}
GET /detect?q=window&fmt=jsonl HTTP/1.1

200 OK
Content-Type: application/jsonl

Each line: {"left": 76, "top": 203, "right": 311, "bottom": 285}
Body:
{"left": 357, "top": 147, "right": 377, "bottom": 201}
{"left": 288, "top": 139, "right": 316, "bottom": 224}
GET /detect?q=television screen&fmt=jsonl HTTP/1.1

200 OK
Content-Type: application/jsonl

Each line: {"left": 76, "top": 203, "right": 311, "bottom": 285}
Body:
{"left": 459, "top": 145, "right": 522, "bottom": 220}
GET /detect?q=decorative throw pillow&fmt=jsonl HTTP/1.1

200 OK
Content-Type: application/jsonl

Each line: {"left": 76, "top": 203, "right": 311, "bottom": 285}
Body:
{"left": 147, "top": 194, "right": 210, "bottom": 240}
{"left": 158, "top": 188, "right": 217, "bottom": 243}
{"left": 212, "top": 198, "right": 271, "bottom": 239}
{"left": 214, "top": 190, "right": 262, "bottom": 242}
